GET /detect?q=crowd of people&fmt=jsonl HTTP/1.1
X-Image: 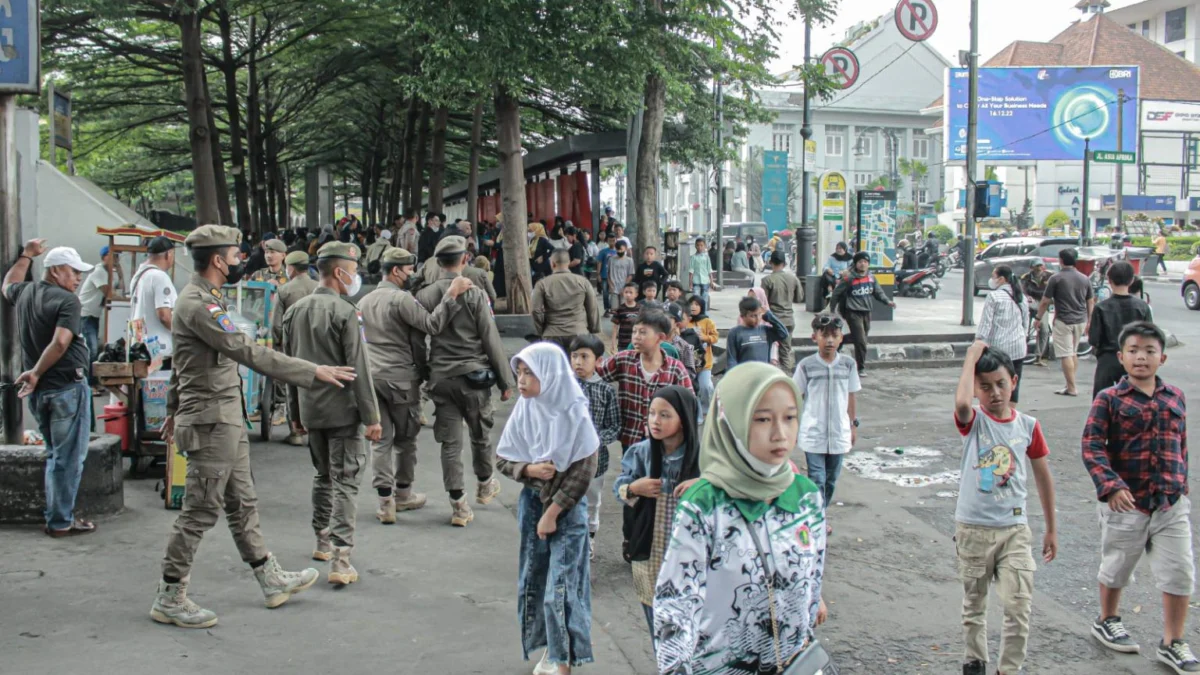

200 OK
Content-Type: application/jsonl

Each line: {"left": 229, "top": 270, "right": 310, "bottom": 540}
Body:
{"left": 2, "top": 212, "right": 1196, "bottom": 675}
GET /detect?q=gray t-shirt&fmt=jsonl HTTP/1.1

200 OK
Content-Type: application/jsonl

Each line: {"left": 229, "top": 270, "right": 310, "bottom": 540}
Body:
{"left": 954, "top": 406, "right": 1048, "bottom": 527}
{"left": 1044, "top": 267, "right": 1093, "bottom": 325}
{"left": 5, "top": 281, "right": 91, "bottom": 392}
{"left": 607, "top": 254, "right": 635, "bottom": 290}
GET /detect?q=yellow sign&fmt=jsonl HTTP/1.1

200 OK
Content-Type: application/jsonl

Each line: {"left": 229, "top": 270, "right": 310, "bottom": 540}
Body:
{"left": 804, "top": 139, "right": 817, "bottom": 168}
{"left": 821, "top": 173, "right": 846, "bottom": 191}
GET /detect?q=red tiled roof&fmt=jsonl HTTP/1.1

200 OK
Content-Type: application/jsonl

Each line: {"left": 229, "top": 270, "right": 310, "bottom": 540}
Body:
{"left": 926, "top": 13, "right": 1200, "bottom": 117}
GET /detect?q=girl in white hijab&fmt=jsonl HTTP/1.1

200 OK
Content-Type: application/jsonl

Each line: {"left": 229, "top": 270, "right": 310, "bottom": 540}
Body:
{"left": 495, "top": 342, "right": 599, "bottom": 675}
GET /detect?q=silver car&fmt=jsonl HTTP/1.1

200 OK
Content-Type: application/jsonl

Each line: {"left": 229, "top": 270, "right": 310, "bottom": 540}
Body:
{"left": 972, "top": 236, "right": 1075, "bottom": 295}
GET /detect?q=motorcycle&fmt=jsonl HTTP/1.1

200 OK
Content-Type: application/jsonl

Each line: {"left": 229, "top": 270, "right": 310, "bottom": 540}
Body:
{"left": 894, "top": 265, "right": 941, "bottom": 299}
{"left": 932, "top": 253, "right": 949, "bottom": 278}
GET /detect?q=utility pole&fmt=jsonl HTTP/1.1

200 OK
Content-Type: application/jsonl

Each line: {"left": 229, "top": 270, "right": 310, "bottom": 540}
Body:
{"left": 0, "top": 95, "right": 18, "bottom": 444}
{"left": 796, "top": 15, "right": 816, "bottom": 284}
{"left": 715, "top": 74, "right": 725, "bottom": 288}
{"left": 1081, "top": 136, "right": 1092, "bottom": 246}
{"left": 962, "top": 0, "right": 979, "bottom": 327}
{"left": 1115, "top": 88, "right": 1125, "bottom": 233}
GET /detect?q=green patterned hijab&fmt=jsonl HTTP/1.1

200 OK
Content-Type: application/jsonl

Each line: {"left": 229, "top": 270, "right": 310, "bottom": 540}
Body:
{"left": 700, "top": 362, "right": 801, "bottom": 505}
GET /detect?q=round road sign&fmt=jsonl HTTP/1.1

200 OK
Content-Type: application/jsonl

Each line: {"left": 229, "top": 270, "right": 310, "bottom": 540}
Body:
{"left": 895, "top": 0, "right": 938, "bottom": 42}
{"left": 820, "top": 47, "right": 860, "bottom": 90}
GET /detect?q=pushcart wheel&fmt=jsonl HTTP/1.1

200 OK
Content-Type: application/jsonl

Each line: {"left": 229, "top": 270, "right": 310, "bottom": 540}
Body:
{"left": 130, "top": 454, "right": 154, "bottom": 477}
{"left": 259, "top": 377, "right": 274, "bottom": 442}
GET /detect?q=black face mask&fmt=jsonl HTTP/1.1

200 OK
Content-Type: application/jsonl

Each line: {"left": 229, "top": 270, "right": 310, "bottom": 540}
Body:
{"left": 617, "top": 250, "right": 626, "bottom": 257}
{"left": 223, "top": 258, "right": 246, "bottom": 285}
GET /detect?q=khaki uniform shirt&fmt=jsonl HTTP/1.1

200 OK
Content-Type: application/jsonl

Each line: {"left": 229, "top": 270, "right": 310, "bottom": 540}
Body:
{"left": 530, "top": 270, "right": 601, "bottom": 337}
{"left": 415, "top": 271, "right": 514, "bottom": 391}
{"left": 358, "top": 280, "right": 462, "bottom": 384}
{"left": 760, "top": 269, "right": 804, "bottom": 326}
{"left": 249, "top": 265, "right": 288, "bottom": 285}
{"left": 421, "top": 261, "right": 497, "bottom": 305}
{"left": 271, "top": 274, "right": 317, "bottom": 348}
{"left": 167, "top": 274, "right": 317, "bottom": 426}
{"left": 282, "top": 287, "right": 380, "bottom": 429}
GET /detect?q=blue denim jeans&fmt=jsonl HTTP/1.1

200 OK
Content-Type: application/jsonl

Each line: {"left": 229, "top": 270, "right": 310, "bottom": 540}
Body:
{"left": 692, "top": 283, "right": 710, "bottom": 306}
{"left": 81, "top": 316, "right": 100, "bottom": 385}
{"left": 517, "top": 487, "right": 593, "bottom": 666}
{"left": 29, "top": 380, "right": 92, "bottom": 530}
{"left": 805, "top": 452, "right": 844, "bottom": 507}
{"left": 696, "top": 369, "right": 714, "bottom": 423}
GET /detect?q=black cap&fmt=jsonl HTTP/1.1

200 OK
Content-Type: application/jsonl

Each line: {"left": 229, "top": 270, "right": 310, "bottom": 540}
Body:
{"left": 147, "top": 235, "right": 176, "bottom": 254}
{"left": 852, "top": 251, "right": 871, "bottom": 265}
{"left": 665, "top": 302, "right": 684, "bottom": 323}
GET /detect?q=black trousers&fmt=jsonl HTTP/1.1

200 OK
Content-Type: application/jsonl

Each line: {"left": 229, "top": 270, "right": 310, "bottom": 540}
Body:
{"left": 845, "top": 311, "right": 870, "bottom": 372}
{"left": 1011, "top": 360, "right": 1024, "bottom": 404}
{"left": 1092, "top": 352, "right": 1126, "bottom": 400}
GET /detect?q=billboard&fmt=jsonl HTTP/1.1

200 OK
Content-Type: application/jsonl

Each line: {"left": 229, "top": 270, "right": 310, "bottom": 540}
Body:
{"left": 1142, "top": 100, "right": 1200, "bottom": 133}
{"left": 855, "top": 190, "right": 897, "bottom": 268}
{"left": 1100, "top": 194, "right": 1176, "bottom": 211}
{"left": 946, "top": 66, "right": 1139, "bottom": 161}
{"left": 762, "top": 150, "right": 789, "bottom": 236}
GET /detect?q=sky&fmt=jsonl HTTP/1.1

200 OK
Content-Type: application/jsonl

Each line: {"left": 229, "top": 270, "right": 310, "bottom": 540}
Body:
{"left": 767, "top": 0, "right": 1145, "bottom": 75}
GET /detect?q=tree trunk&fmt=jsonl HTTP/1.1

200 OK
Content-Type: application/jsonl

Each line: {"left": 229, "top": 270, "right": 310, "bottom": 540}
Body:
{"left": 203, "top": 73, "right": 234, "bottom": 226}
{"left": 409, "top": 102, "right": 432, "bottom": 213}
{"left": 277, "top": 162, "right": 289, "bottom": 230}
{"left": 247, "top": 16, "right": 262, "bottom": 234}
{"left": 635, "top": 71, "right": 666, "bottom": 253}
{"left": 427, "top": 106, "right": 449, "bottom": 214}
{"left": 218, "top": 2, "right": 251, "bottom": 229}
{"left": 401, "top": 97, "right": 419, "bottom": 214}
{"left": 466, "top": 100, "right": 483, "bottom": 224}
{"left": 495, "top": 87, "right": 531, "bottom": 314}
{"left": 178, "top": 1, "right": 219, "bottom": 224}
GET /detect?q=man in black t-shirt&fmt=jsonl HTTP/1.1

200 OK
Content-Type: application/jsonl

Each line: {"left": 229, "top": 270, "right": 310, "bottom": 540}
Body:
{"left": 2, "top": 240, "right": 98, "bottom": 537}
{"left": 636, "top": 245, "right": 668, "bottom": 288}
{"left": 566, "top": 226, "right": 587, "bottom": 275}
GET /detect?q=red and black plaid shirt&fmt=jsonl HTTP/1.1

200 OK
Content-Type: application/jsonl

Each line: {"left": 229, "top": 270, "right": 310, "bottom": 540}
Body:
{"left": 597, "top": 349, "right": 692, "bottom": 448}
{"left": 1082, "top": 376, "right": 1188, "bottom": 513}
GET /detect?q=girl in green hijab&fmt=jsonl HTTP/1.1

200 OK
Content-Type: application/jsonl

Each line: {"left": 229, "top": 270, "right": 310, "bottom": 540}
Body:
{"left": 653, "top": 362, "right": 831, "bottom": 674}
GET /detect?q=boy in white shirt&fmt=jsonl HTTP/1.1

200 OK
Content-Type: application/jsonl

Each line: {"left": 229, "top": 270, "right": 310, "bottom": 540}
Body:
{"left": 792, "top": 313, "right": 859, "bottom": 536}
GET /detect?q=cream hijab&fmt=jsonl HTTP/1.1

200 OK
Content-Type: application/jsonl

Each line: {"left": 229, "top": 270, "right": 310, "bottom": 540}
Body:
{"left": 496, "top": 343, "right": 599, "bottom": 471}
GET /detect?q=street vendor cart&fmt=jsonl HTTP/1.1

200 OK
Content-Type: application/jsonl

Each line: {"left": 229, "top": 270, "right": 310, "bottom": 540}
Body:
{"left": 222, "top": 279, "right": 281, "bottom": 442}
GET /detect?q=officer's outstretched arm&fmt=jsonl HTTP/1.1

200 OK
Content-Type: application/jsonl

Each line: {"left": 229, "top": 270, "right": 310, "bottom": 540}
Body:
{"left": 194, "top": 305, "right": 318, "bottom": 389}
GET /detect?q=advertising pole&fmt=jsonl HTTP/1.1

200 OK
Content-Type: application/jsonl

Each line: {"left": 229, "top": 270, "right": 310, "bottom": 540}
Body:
{"left": 1081, "top": 137, "right": 1091, "bottom": 246}
{"left": 961, "top": 0, "right": 979, "bottom": 327}
{"left": 1115, "top": 89, "right": 1125, "bottom": 234}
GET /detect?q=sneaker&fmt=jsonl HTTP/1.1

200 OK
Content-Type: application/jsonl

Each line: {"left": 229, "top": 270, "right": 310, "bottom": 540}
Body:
{"left": 376, "top": 496, "right": 397, "bottom": 524}
{"left": 533, "top": 651, "right": 557, "bottom": 675}
{"left": 312, "top": 529, "right": 334, "bottom": 562}
{"left": 285, "top": 431, "right": 306, "bottom": 446}
{"left": 395, "top": 488, "right": 427, "bottom": 512}
{"left": 450, "top": 497, "right": 474, "bottom": 527}
{"left": 476, "top": 476, "right": 501, "bottom": 505}
{"left": 419, "top": 413, "right": 430, "bottom": 427}
{"left": 271, "top": 410, "right": 287, "bottom": 427}
{"left": 961, "top": 661, "right": 985, "bottom": 675}
{"left": 327, "top": 547, "right": 359, "bottom": 586}
{"left": 253, "top": 554, "right": 319, "bottom": 608}
{"left": 150, "top": 578, "right": 218, "bottom": 629}
{"left": 1091, "top": 616, "right": 1140, "bottom": 653}
{"left": 858, "top": 370, "right": 868, "bottom": 379}
{"left": 1158, "top": 640, "right": 1200, "bottom": 673}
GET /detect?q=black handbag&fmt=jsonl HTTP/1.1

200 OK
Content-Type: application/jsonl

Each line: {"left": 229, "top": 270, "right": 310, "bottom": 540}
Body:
{"left": 463, "top": 369, "right": 497, "bottom": 390}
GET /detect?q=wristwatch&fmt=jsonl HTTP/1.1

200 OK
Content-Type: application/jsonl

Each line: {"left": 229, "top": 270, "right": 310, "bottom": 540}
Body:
{"left": 852, "top": 418, "right": 860, "bottom": 428}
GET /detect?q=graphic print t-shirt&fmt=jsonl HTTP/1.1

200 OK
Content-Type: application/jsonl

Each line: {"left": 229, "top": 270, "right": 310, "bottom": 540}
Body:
{"left": 954, "top": 406, "right": 1048, "bottom": 527}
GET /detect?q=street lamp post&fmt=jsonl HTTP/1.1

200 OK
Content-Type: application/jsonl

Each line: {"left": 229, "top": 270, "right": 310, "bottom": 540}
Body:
{"left": 962, "top": 0, "right": 979, "bottom": 327}
{"left": 796, "top": 16, "right": 816, "bottom": 283}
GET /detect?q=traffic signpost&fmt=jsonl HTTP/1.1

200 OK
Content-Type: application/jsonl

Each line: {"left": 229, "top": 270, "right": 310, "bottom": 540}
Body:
{"left": 1092, "top": 150, "right": 1135, "bottom": 164}
{"left": 895, "top": 0, "right": 938, "bottom": 42}
{"left": 820, "top": 47, "right": 860, "bottom": 90}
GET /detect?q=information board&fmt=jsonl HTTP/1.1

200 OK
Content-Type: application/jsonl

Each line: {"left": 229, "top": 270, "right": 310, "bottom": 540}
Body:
{"left": 856, "top": 190, "right": 897, "bottom": 268}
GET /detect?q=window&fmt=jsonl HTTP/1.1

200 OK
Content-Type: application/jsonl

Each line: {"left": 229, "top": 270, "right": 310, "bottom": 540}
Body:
{"left": 1143, "top": 19, "right": 1150, "bottom": 37}
{"left": 1167, "top": 8, "right": 1186, "bottom": 42}
{"left": 853, "top": 172, "right": 872, "bottom": 187}
{"left": 916, "top": 189, "right": 929, "bottom": 204}
{"left": 912, "top": 136, "right": 929, "bottom": 158}
{"left": 855, "top": 136, "right": 873, "bottom": 157}
{"left": 1128, "top": 23, "right": 1137, "bottom": 31}
{"left": 825, "top": 134, "right": 844, "bottom": 157}
{"left": 1178, "top": 51, "right": 1188, "bottom": 58}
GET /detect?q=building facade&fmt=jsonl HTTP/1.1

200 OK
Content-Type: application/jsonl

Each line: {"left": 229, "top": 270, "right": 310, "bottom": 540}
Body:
{"left": 1105, "top": 0, "right": 1200, "bottom": 63}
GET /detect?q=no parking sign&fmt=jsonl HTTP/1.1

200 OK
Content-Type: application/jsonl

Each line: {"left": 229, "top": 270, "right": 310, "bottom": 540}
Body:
{"left": 895, "top": 0, "right": 938, "bottom": 42}
{"left": 820, "top": 47, "right": 859, "bottom": 90}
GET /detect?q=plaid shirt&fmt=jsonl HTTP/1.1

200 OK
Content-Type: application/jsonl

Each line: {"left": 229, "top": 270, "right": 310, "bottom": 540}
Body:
{"left": 1082, "top": 376, "right": 1189, "bottom": 513}
{"left": 598, "top": 349, "right": 693, "bottom": 448}
{"left": 579, "top": 376, "right": 620, "bottom": 477}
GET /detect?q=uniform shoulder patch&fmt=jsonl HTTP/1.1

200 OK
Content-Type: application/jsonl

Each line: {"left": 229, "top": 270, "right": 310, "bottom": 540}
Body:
{"left": 207, "top": 303, "right": 237, "bottom": 333}
{"left": 356, "top": 310, "right": 367, "bottom": 343}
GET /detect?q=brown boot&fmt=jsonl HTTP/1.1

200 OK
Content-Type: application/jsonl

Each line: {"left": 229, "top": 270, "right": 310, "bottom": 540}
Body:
{"left": 394, "top": 488, "right": 427, "bottom": 512}
{"left": 327, "top": 547, "right": 358, "bottom": 585}
{"left": 376, "top": 496, "right": 397, "bottom": 524}
{"left": 450, "top": 497, "right": 474, "bottom": 527}
{"left": 285, "top": 431, "right": 306, "bottom": 446}
{"left": 312, "top": 529, "right": 333, "bottom": 561}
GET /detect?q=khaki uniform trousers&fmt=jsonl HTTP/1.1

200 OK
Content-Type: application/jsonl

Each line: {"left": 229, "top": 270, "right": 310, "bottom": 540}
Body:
{"left": 372, "top": 381, "right": 422, "bottom": 492}
{"left": 779, "top": 322, "right": 796, "bottom": 375}
{"left": 956, "top": 522, "right": 1036, "bottom": 674}
{"left": 308, "top": 424, "right": 366, "bottom": 548}
{"left": 163, "top": 423, "right": 269, "bottom": 579}
{"left": 430, "top": 375, "right": 494, "bottom": 493}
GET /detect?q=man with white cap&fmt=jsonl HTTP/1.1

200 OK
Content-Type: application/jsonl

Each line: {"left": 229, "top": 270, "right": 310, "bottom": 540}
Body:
{"left": 2, "top": 239, "right": 98, "bottom": 537}
{"left": 129, "top": 235, "right": 178, "bottom": 362}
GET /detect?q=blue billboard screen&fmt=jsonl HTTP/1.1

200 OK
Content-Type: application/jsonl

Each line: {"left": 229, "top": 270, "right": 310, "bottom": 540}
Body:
{"left": 946, "top": 66, "right": 1139, "bottom": 161}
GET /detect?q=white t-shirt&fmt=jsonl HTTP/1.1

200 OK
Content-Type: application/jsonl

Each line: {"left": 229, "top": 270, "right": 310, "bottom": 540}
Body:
{"left": 78, "top": 267, "right": 110, "bottom": 319}
{"left": 130, "top": 264, "right": 177, "bottom": 356}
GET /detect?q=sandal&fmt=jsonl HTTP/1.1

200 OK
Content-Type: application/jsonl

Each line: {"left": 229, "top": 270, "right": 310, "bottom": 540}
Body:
{"left": 1053, "top": 388, "right": 1078, "bottom": 397}
{"left": 45, "top": 519, "right": 97, "bottom": 538}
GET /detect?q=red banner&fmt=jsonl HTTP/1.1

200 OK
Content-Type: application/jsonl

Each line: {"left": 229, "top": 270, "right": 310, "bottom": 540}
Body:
{"left": 573, "top": 171, "right": 593, "bottom": 236}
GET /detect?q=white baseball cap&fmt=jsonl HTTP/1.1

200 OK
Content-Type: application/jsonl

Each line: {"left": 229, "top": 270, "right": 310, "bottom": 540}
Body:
{"left": 380, "top": 229, "right": 392, "bottom": 240}
{"left": 43, "top": 247, "right": 94, "bottom": 272}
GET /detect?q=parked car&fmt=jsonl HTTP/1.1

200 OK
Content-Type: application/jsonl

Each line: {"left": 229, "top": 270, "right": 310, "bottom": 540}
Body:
{"left": 972, "top": 236, "right": 1076, "bottom": 295}
{"left": 1182, "top": 255, "right": 1200, "bottom": 310}
{"left": 719, "top": 221, "right": 770, "bottom": 247}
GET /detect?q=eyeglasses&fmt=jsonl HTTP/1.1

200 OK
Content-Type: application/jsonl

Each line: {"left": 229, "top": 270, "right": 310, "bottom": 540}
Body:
{"left": 814, "top": 315, "right": 843, "bottom": 329}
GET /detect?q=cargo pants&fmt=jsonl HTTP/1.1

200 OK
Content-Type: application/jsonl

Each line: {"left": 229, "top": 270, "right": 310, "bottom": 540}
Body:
{"left": 372, "top": 381, "right": 422, "bottom": 492}
{"left": 308, "top": 424, "right": 366, "bottom": 548}
{"left": 956, "top": 522, "right": 1036, "bottom": 674}
{"left": 430, "top": 375, "right": 495, "bottom": 493}
{"left": 162, "top": 423, "right": 269, "bottom": 579}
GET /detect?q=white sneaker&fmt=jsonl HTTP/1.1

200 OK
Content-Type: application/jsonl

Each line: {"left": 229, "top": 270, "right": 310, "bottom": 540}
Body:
{"left": 533, "top": 652, "right": 556, "bottom": 675}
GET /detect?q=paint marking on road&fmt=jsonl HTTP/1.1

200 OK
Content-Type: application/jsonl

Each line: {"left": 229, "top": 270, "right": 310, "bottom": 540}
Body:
{"left": 843, "top": 446, "right": 961, "bottom": 487}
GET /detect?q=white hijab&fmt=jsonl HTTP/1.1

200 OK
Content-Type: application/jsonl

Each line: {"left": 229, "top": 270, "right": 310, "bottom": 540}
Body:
{"left": 496, "top": 343, "right": 600, "bottom": 472}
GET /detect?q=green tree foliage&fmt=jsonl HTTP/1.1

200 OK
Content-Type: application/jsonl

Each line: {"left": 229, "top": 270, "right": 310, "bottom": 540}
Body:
{"left": 1043, "top": 209, "right": 1071, "bottom": 233}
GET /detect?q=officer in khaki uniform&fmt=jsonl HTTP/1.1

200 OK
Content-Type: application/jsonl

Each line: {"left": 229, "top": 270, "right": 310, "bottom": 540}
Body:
{"left": 249, "top": 239, "right": 289, "bottom": 285}
{"left": 358, "top": 247, "right": 472, "bottom": 524}
{"left": 530, "top": 248, "right": 601, "bottom": 353}
{"left": 420, "top": 246, "right": 496, "bottom": 304}
{"left": 152, "top": 225, "right": 357, "bottom": 630}
{"left": 415, "top": 236, "right": 514, "bottom": 527}
{"left": 283, "top": 241, "right": 381, "bottom": 586}
{"left": 759, "top": 249, "right": 804, "bottom": 373}
{"left": 273, "top": 250, "right": 318, "bottom": 446}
